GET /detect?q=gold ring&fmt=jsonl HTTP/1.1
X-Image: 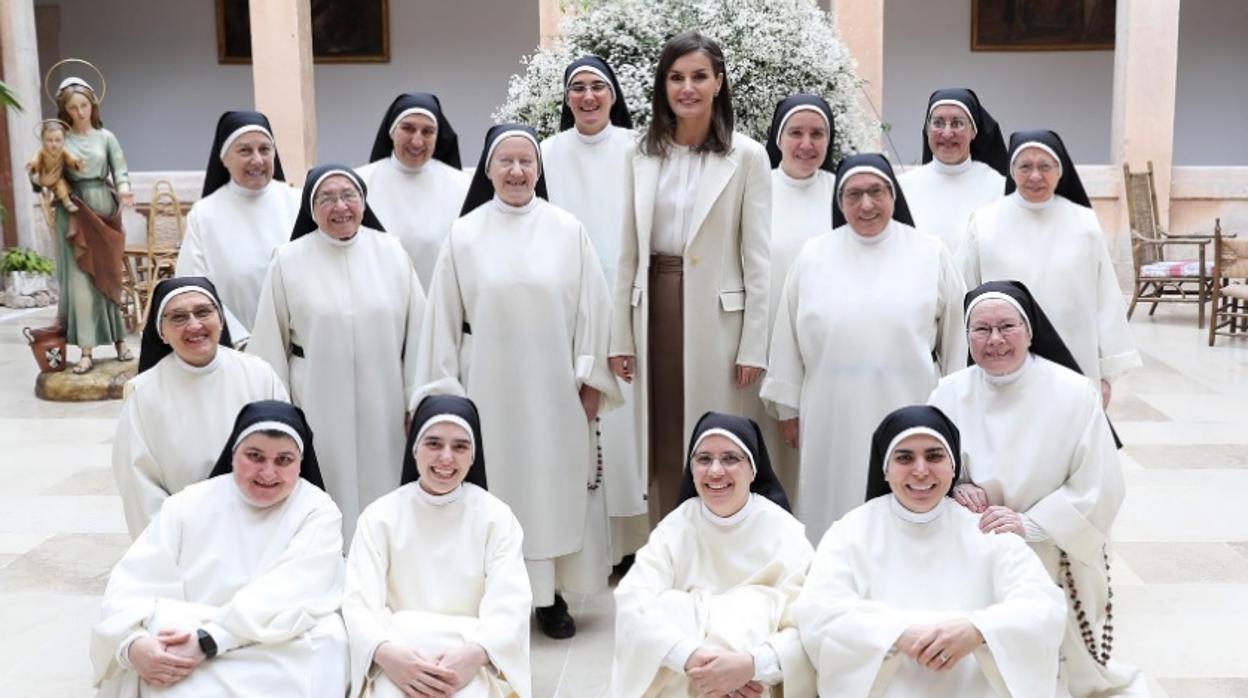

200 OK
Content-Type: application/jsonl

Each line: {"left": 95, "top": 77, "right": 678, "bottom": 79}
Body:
{"left": 938, "top": 652, "right": 950, "bottom": 663}
{"left": 43, "top": 58, "right": 107, "bottom": 105}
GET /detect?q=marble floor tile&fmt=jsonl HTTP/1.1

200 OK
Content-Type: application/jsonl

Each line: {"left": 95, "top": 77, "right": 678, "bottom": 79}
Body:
{"left": 1125, "top": 444, "right": 1248, "bottom": 470}
{"left": 1157, "top": 678, "right": 1248, "bottom": 697}
{"left": 1113, "top": 584, "right": 1248, "bottom": 678}
{"left": 0, "top": 533, "right": 130, "bottom": 595}
{"left": 1114, "top": 542, "right": 1248, "bottom": 584}
{"left": 42, "top": 467, "right": 119, "bottom": 496}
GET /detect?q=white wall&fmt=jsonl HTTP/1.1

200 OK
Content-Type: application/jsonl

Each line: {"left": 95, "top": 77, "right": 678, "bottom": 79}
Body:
{"left": 34, "top": 0, "right": 539, "bottom": 171}
{"left": 1173, "top": 0, "right": 1248, "bottom": 166}
{"left": 882, "top": 0, "right": 1115, "bottom": 166}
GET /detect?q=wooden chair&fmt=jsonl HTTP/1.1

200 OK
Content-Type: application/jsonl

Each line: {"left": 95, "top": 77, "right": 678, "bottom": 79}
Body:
{"left": 1124, "top": 161, "right": 1216, "bottom": 327}
{"left": 1208, "top": 219, "right": 1248, "bottom": 346}
{"left": 139, "top": 180, "right": 186, "bottom": 323}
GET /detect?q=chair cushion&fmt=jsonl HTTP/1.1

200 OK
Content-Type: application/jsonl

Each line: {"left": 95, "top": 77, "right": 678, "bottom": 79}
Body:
{"left": 1140, "top": 260, "right": 1213, "bottom": 278}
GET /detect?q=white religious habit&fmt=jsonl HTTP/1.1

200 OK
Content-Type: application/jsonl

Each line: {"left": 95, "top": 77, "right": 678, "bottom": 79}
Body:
{"left": 929, "top": 355, "right": 1137, "bottom": 695}
{"left": 249, "top": 228, "right": 425, "bottom": 540}
{"left": 343, "top": 482, "right": 532, "bottom": 698}
{"left": 761, "top": 221, "right": 966, "bottom": 540}
{"left": 175, "top": 180, "right": 300, "bottom": 342}
{"left": 963, "top": 193, "right": 1141, "bottom": 386}
{"left": 413, "top": 196, "right": 620, "bottom": 599}
{"left": 611, "top": 494, "right": 816, "bottom": 698}
{"left": 90, "top": 476, "right": 348, "bottom": 697}
{"left": 898, "top": 159, "right": 1003, "bottom": 270}
{"left": 793, "top": 495, "right": 1067, "bottom": 698}
{"left": 355, "top": 156, "right": 470, "bottom": 289}
{"left": 541, "top": 124, "right": 648, "bottom": 554}
{"left": 112, "top": 348, "right": 287, "bottom": 538}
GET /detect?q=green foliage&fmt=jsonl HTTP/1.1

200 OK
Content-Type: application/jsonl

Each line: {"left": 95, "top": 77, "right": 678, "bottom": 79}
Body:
{"left": 0, "top": 80, "right": 23, "bottom": 112}
{"left": 1, "top": 248, "right": 54, "bottom": 275}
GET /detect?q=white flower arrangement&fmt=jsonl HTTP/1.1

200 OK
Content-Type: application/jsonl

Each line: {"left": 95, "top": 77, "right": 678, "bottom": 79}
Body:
{"left": 494, "top": 0, "right": 878, "bottom": 161}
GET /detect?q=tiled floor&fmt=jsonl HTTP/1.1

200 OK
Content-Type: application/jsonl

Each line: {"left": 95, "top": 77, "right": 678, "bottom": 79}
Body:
{"left": 2, "top": 302, "right": 1247, "bottom": 697}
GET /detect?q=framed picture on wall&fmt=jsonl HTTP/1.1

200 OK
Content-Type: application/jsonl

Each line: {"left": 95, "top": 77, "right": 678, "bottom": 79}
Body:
{"left": 216, "top": 0, "right": 390, "bottom": 64}
{"left": 972, "top": 0, "right": 1116, "bottom": 51}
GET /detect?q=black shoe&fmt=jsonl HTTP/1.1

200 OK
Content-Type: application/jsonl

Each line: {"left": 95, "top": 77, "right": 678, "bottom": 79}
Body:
{"left": 535, "top": 593, "right": 576, "bottom": 639}
{"left": 612, "top": 554, "right": 636, "bottom": 579}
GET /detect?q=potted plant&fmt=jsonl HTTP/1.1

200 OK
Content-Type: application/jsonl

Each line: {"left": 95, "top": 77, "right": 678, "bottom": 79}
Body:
{"left": 1, "top": 247, "right": 54, "bottom": 296}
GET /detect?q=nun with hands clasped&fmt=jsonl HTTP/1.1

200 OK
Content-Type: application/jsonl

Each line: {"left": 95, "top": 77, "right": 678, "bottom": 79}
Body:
{"left": 928, "top": 281, "right": 1140, "bottom": 697}
{"left": 92, "top": 400, "right": 348, "bottom": 698}
{"left": 761, "top": 153, "right": 966, "bottom": 542}
{"left": 112, "top": 276, "right": 286, "bottom": 539}
{"left": 355, "top": 92, "right": 470, "bottom": 288}
{"left": 896, "top": 88, "right": 1008, "bottom": 269}
{"left": 175, "top": 111, "right": 299, "bottom": 344}
{"left": 792, "top": 405, "right": 1066, "bottom": 698}
{"left": 249, "top": 165, "right": 426, "bottom": 542}
{"left": 963, "top": 130, "right": 1141, "bottom": 408}
{"left": 611, "top": 412, "right": 816, "bottom": 698}
{"left": 344, "top": 395, "right": 531, "bottom": 698}
{"left": 413, "top": 124, "right": 620, "bottom": 640}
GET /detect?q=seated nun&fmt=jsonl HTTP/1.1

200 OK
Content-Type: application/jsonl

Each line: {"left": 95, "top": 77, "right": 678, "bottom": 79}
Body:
{"left": 112, "top": 277, "right": 286, "bottom": 538}
{"left": 928, "top": 281, "right": 1140, "bottom": 697}
{"left": 92, "top": 400, "right": 348, "bottom": 697}
{"left": 793, "top": 405, "right": 1066, "bottom": 698}
{"left": 611, "top": 412, "right": 816, "bottom": 698}
{"left": 343, "top": 395, "right": 531, "bottom": 698}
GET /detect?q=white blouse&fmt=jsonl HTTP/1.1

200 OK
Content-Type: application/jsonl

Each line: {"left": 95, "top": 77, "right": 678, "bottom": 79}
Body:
{"left": 651, "top": 144, "right": 707, "bottom": 256}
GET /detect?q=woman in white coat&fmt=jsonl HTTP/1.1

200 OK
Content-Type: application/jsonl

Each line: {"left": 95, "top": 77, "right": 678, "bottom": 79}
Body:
{"left": 609, "top": 31, "right": 771, "bottom": 526}
{"left": 249, "top": 165, "right": 426, "bottom": 541}
{"left": 761, "top": 153, "right": 966, "bottom": 542}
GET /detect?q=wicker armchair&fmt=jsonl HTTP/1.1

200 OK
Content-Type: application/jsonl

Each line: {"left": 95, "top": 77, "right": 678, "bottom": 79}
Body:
{"left": 1208, "top": 219, "right": 1248, "bottom": 346}
{"left": 1124, "top": 161, "right": 1216, "bottom": 327}
{"left": 139, "top": 180, "right": 185, "bottom": 323}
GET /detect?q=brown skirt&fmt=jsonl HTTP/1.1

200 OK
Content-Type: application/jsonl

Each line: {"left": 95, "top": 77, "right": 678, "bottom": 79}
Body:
{"left": 648, "top": 254, "right": 684, "bottom": 527}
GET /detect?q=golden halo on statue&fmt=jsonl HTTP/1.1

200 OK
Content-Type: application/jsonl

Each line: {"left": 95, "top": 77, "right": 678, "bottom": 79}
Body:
{"left": 43, "top": 58, "right": 107, "bottom": 105}
{"left": 33, "top": 118, "right": 73, "bottom": 140}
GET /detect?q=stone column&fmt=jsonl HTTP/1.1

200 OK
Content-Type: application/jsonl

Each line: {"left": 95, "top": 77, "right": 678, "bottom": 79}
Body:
{"left": 831, "top": 0, "right": 884, "bottom": 149}
{"left": 1, "top": 0, "right": 44, "bottom": 250}
{"left": 1111, "top": 0, "right": 1181, "bottom": 228}
{"left": 249, "top": 0, "right": 316, "bottom": 185}
{"left": 538, "top": 0, "right": 565, "bottom": 48}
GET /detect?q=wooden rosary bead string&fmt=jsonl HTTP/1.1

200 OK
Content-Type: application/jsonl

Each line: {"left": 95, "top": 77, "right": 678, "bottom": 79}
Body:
{"left": 1058, "top": 546, "right": 1115, "bottom": 666}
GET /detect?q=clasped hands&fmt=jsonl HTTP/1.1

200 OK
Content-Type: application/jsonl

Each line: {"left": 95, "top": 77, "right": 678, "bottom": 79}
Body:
{"left": 374, "top": 641, "right": 488, "bottom": 698}
{"left": 894, "top": 618, "right": 985, "bottom": 673}
{"left": 609, "top": 356, "right": 763, "bottom": 390}
{"left": 683, "top": 647, "right": 764, "bottom": 698}
{"left": 952, "top": 483, "right": 1025, "bottom": 536}
{"left": 128, "top": 629, "right": 205, "bottom": 688}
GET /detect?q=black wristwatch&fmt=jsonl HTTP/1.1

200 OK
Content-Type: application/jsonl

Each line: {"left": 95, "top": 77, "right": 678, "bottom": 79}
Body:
{"left": 196, "top": 628, "right": 218, "bottom": 659}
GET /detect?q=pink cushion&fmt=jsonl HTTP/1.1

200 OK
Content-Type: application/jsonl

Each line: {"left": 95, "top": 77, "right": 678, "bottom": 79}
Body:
{"left": 1140, "top": 260, "right": 1213, "bottom": 278}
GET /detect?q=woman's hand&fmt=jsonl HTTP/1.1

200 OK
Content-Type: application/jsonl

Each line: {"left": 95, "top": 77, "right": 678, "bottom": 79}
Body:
{"left": 434, "top": 643, "right": 488, "bottom": 691}
{"left": 579, "top": 385, "right": 601, "bottom": 422}
{"left": 128, "top": 632, "right": 199, "bottom": 688}
{"left": 734, "top": 365, "right": 763, "bottom": 389}
{"left": 120, "top": 190, "right": 136, "bottom": 208}
{"left": 374, "top": 641, "right": 457, "bottom": 698}
{"left": 780, "top": 418, "right": 800, "bottom": 448}
{"left": 685, "top": 647, "right": 755, "bottom": 697}
{"left": 979, "top": 505, "right": 1025, "bottom": 536}
{"left": 952, "top": 483, "right": 989, "bottom": 514}
{"left": 904, "top": 618, "right": 984, "bottom": 671}
{"left": 1100, "top": 379, "right": 1112, "bottom": 409}
{"left": 609, "top": 355, "right": 634, "bottom": 383}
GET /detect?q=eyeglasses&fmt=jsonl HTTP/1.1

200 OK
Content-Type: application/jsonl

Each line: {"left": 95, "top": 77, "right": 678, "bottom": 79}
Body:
{"left": 928, "top": 117, "right": 969, "bottom": 133}
{"left": 1014, "top": 162, "right": 1056, "bottom": 176}
{"left": 969, "top": 322, "right": 1024, "bottom": 340}
{"left": 162, "top": 304, "right": 217, "bottom": 327}
{"left": 568, "top": 81, "right": 611, "bottom": 95}
{"left": 691, "top": 451, "right": 748, "bottom": 468}
{"left": 841, "top": 185, "right": 891, "bottom": 204}
{"left": 314, "top": 190, "right": 361, "bottom": 208}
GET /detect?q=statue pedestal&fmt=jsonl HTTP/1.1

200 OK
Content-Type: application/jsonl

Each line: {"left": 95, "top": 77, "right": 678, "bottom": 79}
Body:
{"left": 35, "top": 359, "right": 136, "bottom": 401}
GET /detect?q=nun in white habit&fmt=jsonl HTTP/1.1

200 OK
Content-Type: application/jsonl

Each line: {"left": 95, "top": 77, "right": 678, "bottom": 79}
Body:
{"left": 355, "top": 92, "right": 470, "bottom": 289}
{"left": 963, "top": 129, "right": 1141, "bottom": 404}
{"left": 249, "top": 165, "right": 426, "bottom": 541}
{"left": 928, "top": 281, "right": 1140, "bottom": 696}
{"left": 793, "top": 405, "right": 1066, "bottom": 698}
{"left": 762, "top": 94, "right": 837, "bottom": 498}
{"left": 413, "top": 124, "right": 620, "bottom": 638}
{"left": 761, "top": 153, "right": 966, "bottom": 542}
{"left": 92, "top": 400, "right": 348, "bottom": 698}
{"left": 540, "top": 55, "right": 649, "bottom": 565}
{"left": 612, "top": 412, "right": 815, "bottom": 698}
{"left": 897, "top": 88, "right": 1007, "bottom": 268}
{"left": 175, "top": 111, "right": 299, "bottom": 343}
{"left": 344, "top": 396, "right": 531, "bottom": 698}
{"left": 112, "top": 277, "right": 286, "bottom": 539}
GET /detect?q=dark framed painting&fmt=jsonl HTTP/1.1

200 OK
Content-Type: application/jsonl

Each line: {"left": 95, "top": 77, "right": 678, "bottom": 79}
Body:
{"left": 216, "top": 0, "right": 390, "bottom": 64}
{"left": 972, "top": 0, "right": 1116, "bottom": 51}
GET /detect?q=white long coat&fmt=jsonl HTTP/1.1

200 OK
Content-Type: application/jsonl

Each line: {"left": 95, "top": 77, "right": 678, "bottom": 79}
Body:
{"left": 610, "top": 133, "right": 771, "bottom": 481}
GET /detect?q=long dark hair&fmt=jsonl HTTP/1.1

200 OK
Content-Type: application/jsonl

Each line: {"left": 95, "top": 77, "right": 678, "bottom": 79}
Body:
{"left": 641, "top": 31, "right": 734, "bottom": 157}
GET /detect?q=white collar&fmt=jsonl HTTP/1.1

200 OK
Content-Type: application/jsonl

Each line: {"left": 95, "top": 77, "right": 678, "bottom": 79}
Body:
{"left": 491, "top": 194, "right": 539, "bottom": 215}
{"left": 173, "top": 349, "right": 221, "bottom": 375}
{"left": 777, "top": 167, "right": 819, "bottom": 189}
{"left": 416, "top": 482, "right": 464, "bottom": 506}
{"left": 700, "top": 493, "right": 756, "bottom": 527}
{"left": 226, "top": 179, "right": 268, "bottom": 198}
{"left": 574, "top": 124, "right": 614, "bottom": 145}
{"left": 889, "top": 493, "right": 946, "bottom": 524}
{"left": 317, "top": 228, "right": 360, "bottom": 246}
{"left": 849, "top": 220, "right": 895, "bottom": 246}
{"left": 1010, "top": 191, "right": 1055, "bottom": 211}
{"left": 931, "top": 157, "right": 974, "bottom": 175}
{"left": 389, "top": 153, "right": 425, "bottom": 174}
{"left": 982, "top": 352, "right": 1034, "bottom": 386}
